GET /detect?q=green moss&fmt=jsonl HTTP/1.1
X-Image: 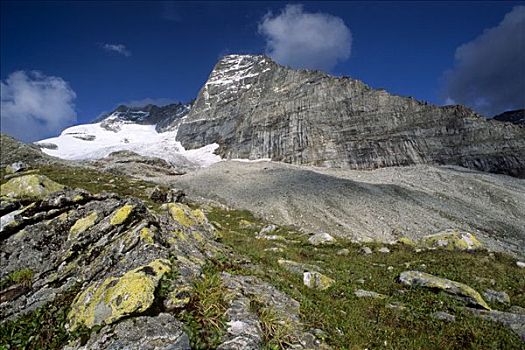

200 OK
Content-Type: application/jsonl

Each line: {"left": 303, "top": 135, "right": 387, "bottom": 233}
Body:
{"left": 0, "top": 174, "right": 64, "bottom": 199}
{"left": 110, "top": 204, "right": 134, "bottom": 225}
{"left": 69, "top": 212, "right": 98, "bottom": 237}
{"left": 68, "top": 259, "right": 171, "bottom": 330}
{"left": 0, "top": 268, "right": 34, "bottom": 289}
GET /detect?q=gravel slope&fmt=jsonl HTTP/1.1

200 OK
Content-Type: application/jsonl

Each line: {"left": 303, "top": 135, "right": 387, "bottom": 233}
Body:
{"left": 173, "top": 161, "right": 525, "bottom": 256}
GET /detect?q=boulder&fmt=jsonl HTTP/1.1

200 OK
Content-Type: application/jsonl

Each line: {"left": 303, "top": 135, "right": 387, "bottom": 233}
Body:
{"left": 0, "top": 174, "right": 64, "bottom": 200}
{"left": 308, "top": 232, "right": 335, "bottom": 246}
{"left": 420, "top": 230, "right": 483, "bottom": 251}
{"left": 354, "top": 289, "right": 386, "bottom": 299}
{"left": 303, "top": 272, "right": 335, "bottom": 290}
{"left": 398, "top": 270, "right": 490, "bottom": 310}
{"left": 68, "top": 259, "right": 172, "bottom": 330}
{"left": 467, "top": 308, "right": 525, "bottom": 341}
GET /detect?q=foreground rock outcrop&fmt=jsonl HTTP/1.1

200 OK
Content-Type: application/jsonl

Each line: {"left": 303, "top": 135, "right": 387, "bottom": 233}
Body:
{"left": 176, "top": 55, "right": 525, "bottom": 177}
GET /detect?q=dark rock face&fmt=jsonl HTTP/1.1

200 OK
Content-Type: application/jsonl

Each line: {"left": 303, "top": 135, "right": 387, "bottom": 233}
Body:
{"left": 176, "top": 55, "right": 525, "bottom": 177}
{"left": 96, "top": 103, "right": 191, "bottom": 132}
{"left": 493, "top": 109, "right": 525, "bottom": 125}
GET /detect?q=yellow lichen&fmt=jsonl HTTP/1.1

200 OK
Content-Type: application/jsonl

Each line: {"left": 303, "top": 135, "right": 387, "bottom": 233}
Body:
{"left": 73, "top": 194, "right": 84, "bottom": 202}
{"left": 69, "top": 212, "right": 98, "bottom": 237}
{"left": 139, "top": 227, "right": 155, "bottom": 244}
{"left": 191, "top": 208, "right": 207, "bottom": 224}
{"left": 0, "top": 174, "right": 64, "bottom": 199}
{"left": 192, "top": 231, "right": 204, "bottom": 243}
{"left": 68, "top": 259, "right": 171, "bottom": 330}
{"left": 110, "top": 204, "right": 134, "bottom": 225}
{"left": 421, "top": 230, "right": 482, "bottom": 251}
{"left": 168, "top": 203, "right": 194, "bottom": 227}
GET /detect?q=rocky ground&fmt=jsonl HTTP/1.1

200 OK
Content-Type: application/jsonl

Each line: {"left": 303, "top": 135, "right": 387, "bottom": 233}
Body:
{"left": 173, "top": 160, "right": 525, "bottom": 256}
{"left": 1, "top": 134, "right": 525, "bottom": 349}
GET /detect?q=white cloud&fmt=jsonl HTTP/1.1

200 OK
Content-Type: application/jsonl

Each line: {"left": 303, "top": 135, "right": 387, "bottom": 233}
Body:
{"left": 258, "top": 4, "right": 352, "bottom": 71}
{"left": 102, "top": 43, "right": 131, "bottom": 57}
{"left": 444, "top": 6, "right": 525, "bottom": 116}
{"left": 1, "top": 71, "right": 77, "bottom": 142}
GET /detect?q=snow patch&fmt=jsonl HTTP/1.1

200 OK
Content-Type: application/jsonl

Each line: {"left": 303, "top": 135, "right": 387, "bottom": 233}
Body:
{"left": 36, "top": 120, "right": 222, "bottom": 167}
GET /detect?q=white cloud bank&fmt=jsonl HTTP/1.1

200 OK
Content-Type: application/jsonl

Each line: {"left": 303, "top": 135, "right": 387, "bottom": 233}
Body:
{"left": 102, "top": 43, "right": 131, "bottom": 57}
{"left": 1, "top": 71, "right": 77, "bottom": 142}
{"left": 444, "top": 6, "right": 525, "bottom": 116}
{"left": 258, "top": 4, "right": 352, "bottom": 71}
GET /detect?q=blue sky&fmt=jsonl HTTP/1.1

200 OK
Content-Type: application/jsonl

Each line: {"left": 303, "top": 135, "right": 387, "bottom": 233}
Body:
{"left": 1, "top": 1, "right": 524, "bottom": 141}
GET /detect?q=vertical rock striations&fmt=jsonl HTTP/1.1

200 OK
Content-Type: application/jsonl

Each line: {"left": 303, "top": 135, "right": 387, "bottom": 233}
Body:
{"left": 176, "top": 55, "right": 525, "bottom": 177}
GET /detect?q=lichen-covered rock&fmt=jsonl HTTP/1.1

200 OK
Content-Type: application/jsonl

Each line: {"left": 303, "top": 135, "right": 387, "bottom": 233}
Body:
{"left": 69, "top": 212, "right": 98, "bottom": 237}
{"left": 0, "top": 174, "right": 64, "bottom": 199}
{"left": 398, "top": 270, "right": 490, "bottom": 310}
{"left": 308, "top": 232, "right": 335, "bottom": 246}
{"left": 420, "top": 230, "right": 483, "bottom": 251}
{"left": 303, "top": 271, "right": 335, "bottom": 290}
{"left": 168, "top": 203, "right": 195, "bottom": 227}
{"left": 68, "top": 259, "right": 171, "bottom": 330}
{"left": 64, "top": 313, "right": 191, "bottom": 350}
{"left": 109, "top": 204, "right": 134, "bottom": 225}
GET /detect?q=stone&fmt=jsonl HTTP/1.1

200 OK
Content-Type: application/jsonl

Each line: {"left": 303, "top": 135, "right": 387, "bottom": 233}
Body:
{"left": 467, "top": 308, "right": 525, "bottom": 341}
{"left": 354, "top": 289, "right": 386, "bottom": 299}
{"left": 509, "top": 306, "right": 525, "bottom": 315}
{"left": 165, "top": 286, "right": 193, "bottom": 310}
{"left": 303, "top": 272, "right": 335, "bottom": 290}
{"left": 6, "top": 161, "right": 28, "bottom": 173}
{"left": 64, "top": 313, "right": 190, "bottom": 350}
{"left": 517, "top": 261, "right": 525, "bottom": 268}
{"left": 420, "top": 230, "right": 483, "bottom": 251}
{"left": 147, "top": 186, "right": 168, "bottom": 203}
{"left": 176, "top": 55, "right": 525, "bottom": 178}
{"left": 259, "top": 224, "right": 278, "bottom": 235}
{"left": 0, "top": 174, "right": 64, "bottom": 200}
{"left": 360, "top": 246, "right": 373, "bottom": 255}
{"left": 336, "top": 248, "right": 350, "bottom": 256}
{"left": 431, "top": 311, "right": 456, "bottom": 322}
{"left": 67, "top": 259, "right": 172, "bottom": 330}
{"left": 378, "top": 247, "right": 391, "bottom": 253}
{"left": 398, "top": 270, "right": 490, "bottom": 310}
{"left": 308, "top": 232, "right": 336, "bottom": 246}
{"left": 483, "top": 289, "right": 511, "bottom": 305}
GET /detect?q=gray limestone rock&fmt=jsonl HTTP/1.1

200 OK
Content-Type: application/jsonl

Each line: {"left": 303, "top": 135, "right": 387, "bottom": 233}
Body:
{"left": 483, "top": 289, "right": 511, "bottom": 305}
{"left": 176, "top": 55, "right": 525, "bottom": 178}
{"left": 467, "top": 308, "right": 525, "bottom": 341}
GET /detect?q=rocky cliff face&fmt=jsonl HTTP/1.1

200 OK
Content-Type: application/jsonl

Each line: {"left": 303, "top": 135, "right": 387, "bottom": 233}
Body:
{"left": 176, "top": 55, "right": 525, "bottom": 177}
{"left": 493, "top": 109, "right": 525, "bottom": 125}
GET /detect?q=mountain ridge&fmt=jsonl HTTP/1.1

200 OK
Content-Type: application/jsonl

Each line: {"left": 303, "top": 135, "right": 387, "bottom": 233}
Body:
{"left": 175, "top": 54, "right": 525, "bottom": 177}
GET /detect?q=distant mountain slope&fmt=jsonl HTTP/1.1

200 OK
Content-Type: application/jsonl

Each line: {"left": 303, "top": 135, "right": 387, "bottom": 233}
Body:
{"left": 176, "top": 55, "right": 525, "bottom": 177}
{"left": 94, "top": 103, "right": 191, "bottom": 132}
{"left": 493, "top": 109, "right": 525, "bottom": 125}
{"left": 35, "top": 109, "right": 220, "bottom": 168}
